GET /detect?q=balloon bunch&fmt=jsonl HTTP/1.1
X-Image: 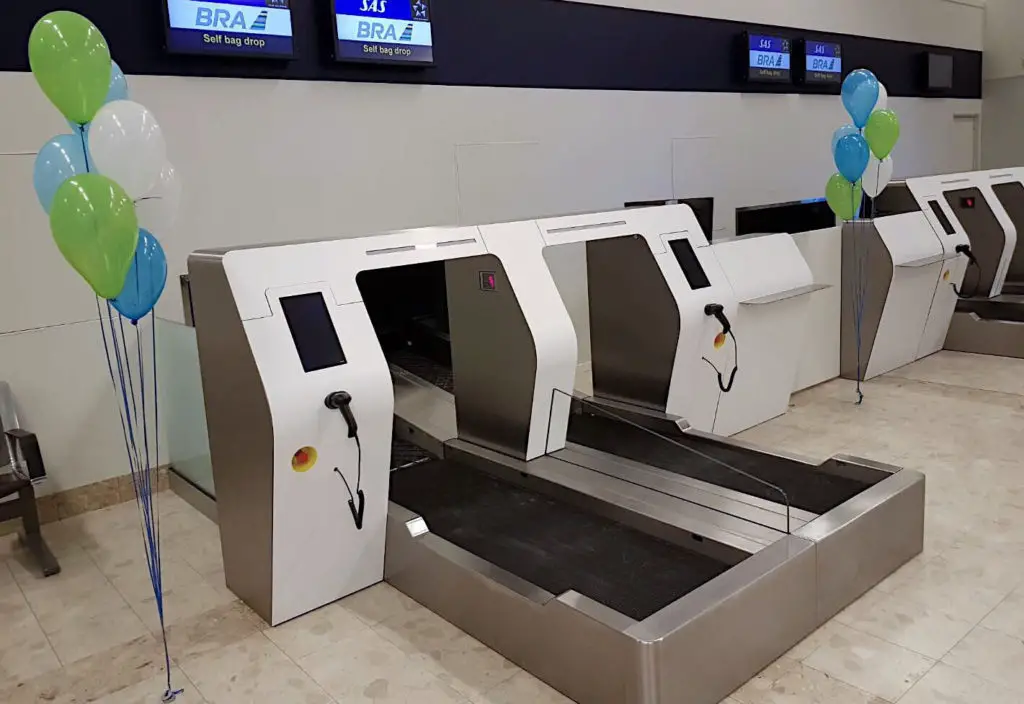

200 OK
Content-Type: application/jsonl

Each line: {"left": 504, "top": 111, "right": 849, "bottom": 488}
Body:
{"left": 28, "top": 11, "right": 182, "bottom": 702}
{"left": 30, "top": 11, "right": 179, "bottom": 319}
{"left": 825, "top": 69, "right": 902, "bottom": 220}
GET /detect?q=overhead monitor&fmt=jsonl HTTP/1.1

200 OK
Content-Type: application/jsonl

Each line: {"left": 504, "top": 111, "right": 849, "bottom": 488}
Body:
{"left": 925, "top": 52, "right": 954, "bottom": 91}
{"left": 164, "top": 0, "right": 295, "bottom": 57}
{"left": 743, "top": 33, "right": 791, "bottom": 83}
{"left": 333, "top": 0, "right": 434, "bottom": 65}
{"left": 801, "top": 40, "right": 842, "bottom": 85}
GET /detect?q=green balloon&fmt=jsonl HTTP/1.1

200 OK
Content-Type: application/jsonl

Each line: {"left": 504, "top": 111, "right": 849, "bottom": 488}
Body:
{"left": 28, "top": 11, "right": 111, "bottom": 125}
{"left": 825, "top": 173, "right": 863, "bottom": 222}
{"left": 864, "top": 109, "right": 901, "bottom": 160}
{"left": 49, "top": 174, "right": 139, "bottom": 299}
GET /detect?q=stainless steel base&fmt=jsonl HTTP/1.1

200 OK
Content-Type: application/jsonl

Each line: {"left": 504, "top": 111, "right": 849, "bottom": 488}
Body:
{"left": 945, "top": 309, "right": 1024, "bottom": 358}
{"left": 384, "top": 436, "right": 925, "bottom": 704}
{"left": 386, "top": 502, "right": 817, "bottom": 704}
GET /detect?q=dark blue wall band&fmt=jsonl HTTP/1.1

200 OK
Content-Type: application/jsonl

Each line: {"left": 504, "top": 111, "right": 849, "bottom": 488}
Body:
{"left": 1, "top": 0, "right": 982, "bottom": 98}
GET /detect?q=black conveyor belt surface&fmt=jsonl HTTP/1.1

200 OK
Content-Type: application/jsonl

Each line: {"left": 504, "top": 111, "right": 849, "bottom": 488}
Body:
{"left": 388, "top": 349, "right": 455, "bottom": 393}
{"left": 390, "top": 459, "right": 731, "bottom": 621}
{"left": 568, "top": 414, "right": 874, "bottom": 515}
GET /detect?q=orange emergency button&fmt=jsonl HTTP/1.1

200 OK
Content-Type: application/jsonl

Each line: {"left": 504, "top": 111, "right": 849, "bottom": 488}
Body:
{"left": 291, "top": 446, "right": 318, "bottom": 473}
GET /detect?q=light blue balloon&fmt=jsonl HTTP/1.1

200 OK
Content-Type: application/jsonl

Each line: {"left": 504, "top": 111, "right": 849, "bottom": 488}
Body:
{"left": 841, "top": 69, "right": 880, "bottom": 129}
{"left": 106, "top": 61, "right": 129, "bottom": 103}
{"left": 834, "top": 133, "right": 871, "bottom": 183}
{"left": 33, "top": 134, "right": 89, "bottom": 212}
{"left": 831, "top": 124, "right": 859, "bottom": 156}
{"left": 112, "top": 230, "right": 168, "bottom": 322}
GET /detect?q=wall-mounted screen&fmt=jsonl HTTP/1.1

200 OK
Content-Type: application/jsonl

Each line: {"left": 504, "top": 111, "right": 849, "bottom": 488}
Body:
{"left": 745, "top": 33, "right": 791, "bottom": 83}
{"left": 926, "top": 53, "right": 954, "bottom": 90}
{"left": 334, "top": 0, "right": 434, "bottom": 65}
{"left": 803, "top": 40, "right": 842, "bottom": 84}
{"left": 164, "top": 0, "right": 294, "bottom": 57}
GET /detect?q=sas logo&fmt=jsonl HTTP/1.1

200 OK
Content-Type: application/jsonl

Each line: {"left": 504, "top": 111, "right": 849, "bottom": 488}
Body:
{"left": 196, "top": 7, "right": 268, "bottom": 31}
{"left": 357, "top": 21, "right": 415, "bottom": 41}
{"left": 360, "top": 0, "right": 388, "bottom": 12}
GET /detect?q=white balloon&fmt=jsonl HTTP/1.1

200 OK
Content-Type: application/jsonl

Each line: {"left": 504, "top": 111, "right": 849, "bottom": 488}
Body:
{"left": 863, "top": 156, "right": 894, "bottom": 198}
{"left": 136, "top": 162, "right": 182, "bottom": 237}
{"left": 88, "top": 100, "right": 167, "bottom": 199}
{"left": 876, "top": 83, "right": 889, "bottom": 111}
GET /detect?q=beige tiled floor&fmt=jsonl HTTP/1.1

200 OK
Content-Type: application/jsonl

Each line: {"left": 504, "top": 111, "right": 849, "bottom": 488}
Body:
{"left": 3, "top": 350, "right": 1024, "bottom": 703}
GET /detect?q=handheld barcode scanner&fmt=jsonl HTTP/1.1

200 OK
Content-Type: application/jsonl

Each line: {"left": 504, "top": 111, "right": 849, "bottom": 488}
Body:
{"left": 702, "top": 303, "right": 738, "bottom": 393}
{"left": 325, "top": 391, "right": 365, "bottom": 530}
{"left": 953, "top": 244, "right": 981, "bottom": 299}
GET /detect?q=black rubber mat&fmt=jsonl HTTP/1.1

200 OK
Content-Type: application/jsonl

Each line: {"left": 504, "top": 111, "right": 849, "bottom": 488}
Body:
{"left": 567, "top": 414, "right": 874, "bottom": 515}
{"left": 390, "top": 459, "right": 731, "bottom": 621}
{"left": 388, "top": 348, "right": 455, "bottom": 393}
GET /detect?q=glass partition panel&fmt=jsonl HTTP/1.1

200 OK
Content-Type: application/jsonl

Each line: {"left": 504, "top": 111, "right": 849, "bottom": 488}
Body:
{"left": 548, "top": 388, "right": 796, "bottom": 535}
{"left": 157, "top": 317, "right": 215, "bottom": 498}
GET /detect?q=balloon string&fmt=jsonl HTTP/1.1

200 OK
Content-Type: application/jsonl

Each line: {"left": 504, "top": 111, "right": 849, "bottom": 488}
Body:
{"left": 80, "top": 126, "right": 91, "bottom": 174}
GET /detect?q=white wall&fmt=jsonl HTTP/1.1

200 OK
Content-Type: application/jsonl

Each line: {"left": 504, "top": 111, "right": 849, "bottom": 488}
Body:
{"left": 980, "top": 0, "right": 1024, "bottom": 168}
{"left": 0, "top": 1, "right": 984, "bottom": 492}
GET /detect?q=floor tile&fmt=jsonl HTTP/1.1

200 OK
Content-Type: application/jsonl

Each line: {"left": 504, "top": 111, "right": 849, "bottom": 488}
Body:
{"left": 264, "top": 600, "right": 371, "bottom": 660}
{"left": 943, "top": 626, "right": 1024, "bottom": 694}
{"left": 783, "top": 621, "right": 842, "bottom": 662}
{"left": 898, "top": 662, "right": 1021, "bottom": 704}
{"left": 0, "top": 634, "right": 62, "bottom": 688}
{"left": 47, "top": 603, "right": 150, "bottom": 665}
{"left": 182, "top": 633, "right": 333, "bottom": 704}
{"left": 834, "top": 588, "right": 976, "bottom": 659}
{"left": 802, "top": 623, "right": 934, "bottom": 700}
{"left": 980, "top": 586, "right": 1024, "bottom": 640}
{"left": 129, "top": 578, "right": 237, "bottom": 634}
{"left": 0, "top": 634, "right": 164, "bottom": 704}
{"left": 375, "top": 607, "right": 520, "bottom": 698}
{"left": 472, "top": 671, "right": 572, "bottom": 704}
{"left": 735, "top": 663, "right": 886, "bottom": 704}
{"left": 24, "top": 571, "right": 129, "bottom": 635}
{"left": 91, "top": 671, "right": 206, "bottom": 703}
{"left": 730, "top": 657, "right": 800, "bottom": 703}
{"left": 341, "top": 582, "right": 424, "bottom": 626}
{"left": 300, "top": 627, "right": 465, "bottom": 703}
{"left": 165, "top": 601, "right": 264, "bottom": 661}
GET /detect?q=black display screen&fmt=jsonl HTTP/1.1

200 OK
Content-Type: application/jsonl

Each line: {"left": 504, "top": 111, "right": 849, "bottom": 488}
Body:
{"left": 280, "top": 293, "right": 347, "bottom": 372}
{"left": 670, "top": 238, "right": 712, "bottom": 290}
{"left": 928, "top": 201, "right": 956, "bottom": 235}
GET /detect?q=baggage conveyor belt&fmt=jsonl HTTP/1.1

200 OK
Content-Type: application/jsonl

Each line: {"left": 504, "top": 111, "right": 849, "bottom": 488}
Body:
{"left": 389, "top": 458, "right": 733, "bottom": 621}
{"left": 567, "top": 413, "right": 873, "bottom": 516}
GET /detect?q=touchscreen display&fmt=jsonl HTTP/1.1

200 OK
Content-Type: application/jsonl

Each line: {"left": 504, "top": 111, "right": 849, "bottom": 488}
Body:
{"left": 280, "top": 293, "right": 347, "bottom": 372}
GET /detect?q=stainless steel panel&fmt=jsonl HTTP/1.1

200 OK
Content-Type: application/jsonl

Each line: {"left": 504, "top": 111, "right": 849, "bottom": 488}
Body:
{"left": 169, "top": 470, "right": 218, "bottom": 524}
{"left": 391, "top": 366, "right": 456, "bottom": 456}
{"left": 586, "top": 235, "right": 680, "bottom": 412}
{"left": 188, "top": 252, "right": 275, "bottom": 623}
{"left": 559, "top": 442, "right": 817, "bottom": 532}
{"left": 573, "top": 395, "right": 689, "bottom": 436}
{"left": 946, "top": 187, "right": 1003, "bottom": 295}
{"left": 945, "top": 311, "right": 1024, "bottom": 358}
{"left": 992, "top": 181, "right": 1024, "bottom": 283}
{"left": 627, "top": 535, "right": 818, "bottom": 704}
{"left": 446, "top": 438, "right": 780, "bottom": 557}
{"left": 796, "top": 469, "right": 925, "bottom": 621}
{"left": 445, "top": 255, "right": 536, "bottom": 459}
{"left": 385, "top": 501, "right": 818, "bottom": 704}
{"left": 840, "top": 221, "right": 893, "bottom": 380}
